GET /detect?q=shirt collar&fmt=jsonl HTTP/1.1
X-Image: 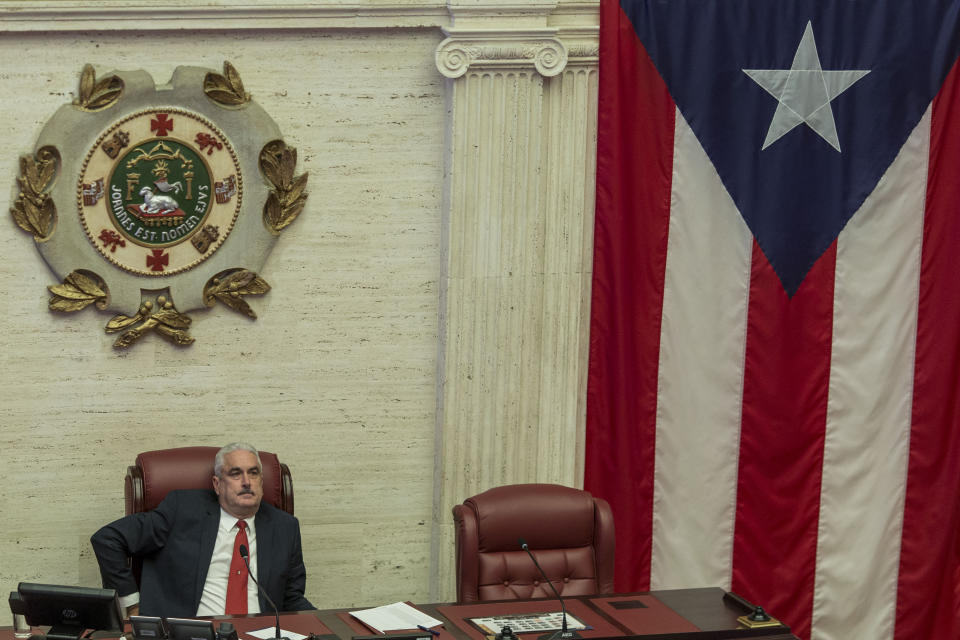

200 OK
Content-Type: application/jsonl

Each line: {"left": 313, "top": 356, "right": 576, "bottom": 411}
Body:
{"left": 219, "top": 507, "right": 255, "bottom": 533}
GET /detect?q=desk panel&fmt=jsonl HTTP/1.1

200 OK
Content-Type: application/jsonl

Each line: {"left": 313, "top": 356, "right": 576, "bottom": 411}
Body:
{"left": 229, "top": 613, "right": 334, "bottom": 638}
{"left": 436, "top": 599, "right": 624, "bottom": 640}
{"left": 331, "top": 608, "right": 456, "bottom": 640}
{"left": 586, "top": 595, "right": 700, "bottom": 635}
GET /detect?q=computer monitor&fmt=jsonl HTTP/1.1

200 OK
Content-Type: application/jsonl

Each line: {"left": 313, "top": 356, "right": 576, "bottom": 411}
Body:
{"left": 17, "top": 583, "right": 124, "bottom": 640}
{"left": 165, "top": 618, "right": 216, "bottom": 640}
{"left": 130, "top": 616, "right": 166, "bottom": 640}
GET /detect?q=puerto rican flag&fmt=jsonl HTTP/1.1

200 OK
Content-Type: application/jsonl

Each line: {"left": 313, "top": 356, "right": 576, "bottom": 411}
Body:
{"left": 584, "top": 2, "right": 960, "bottom": 638}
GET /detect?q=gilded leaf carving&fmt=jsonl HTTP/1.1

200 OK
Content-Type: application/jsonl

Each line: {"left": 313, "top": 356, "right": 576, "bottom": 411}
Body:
{"left": 258, "top": 141, "right": 285, "bottom": 186}
{"left": 79, "top": 64, "right": 94, "bottom": 103}
{"left": 259, "top": 140, "right": 308, "bottom": 233}
{"left": 263, "top": 192, "right": 283, "bottom": 232}
{"left": 48, "top": 271, "right": 108, "bottom": 312}
{"left": 112, "top": 320, "right": 158, "bottom": 349}
{"left": 204, "top": 61, "right": 250, "bottom": 106}
{"left": 154, "top": 323, "right": 196, "bottom": 345}
{"left": 105, "top": 313, "right": 143, "bottom": 332}
{"left": 11, "top": 146, "right": 60, "bottom": 239}
{"left": 73, "top": 64, "right": 123, "bottom": 111}
{"left": 204, "top": 269, "right": 271, "bottom": 318}
{"left": 287, "top": 172, "right": 308, "bottom": 204}
{"left": 106, "top": 295, "right": 194, "bottom": 348}
{"left": 153, "top": 307, "right": 192, "bottom": 330}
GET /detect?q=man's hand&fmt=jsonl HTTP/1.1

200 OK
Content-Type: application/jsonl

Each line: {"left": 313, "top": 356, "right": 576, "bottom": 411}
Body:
{"left": 125, "top": 603, "right": 140, "bottom": 619}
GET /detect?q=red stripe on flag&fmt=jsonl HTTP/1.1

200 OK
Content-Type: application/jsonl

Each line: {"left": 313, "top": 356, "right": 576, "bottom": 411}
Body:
{"left": 731, "top": 242, "right": 835, "bottom": 640}
{"left": 585, "top": 0, "right": 675, "bottom": 592}
{"left": 895, "top": 56, "right": 960, "bottom": 640}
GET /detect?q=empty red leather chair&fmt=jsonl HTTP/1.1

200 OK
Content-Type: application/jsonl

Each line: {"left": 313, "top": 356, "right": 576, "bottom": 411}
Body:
{"left": 452, "top": 483, "right": 615, "bottom": 602}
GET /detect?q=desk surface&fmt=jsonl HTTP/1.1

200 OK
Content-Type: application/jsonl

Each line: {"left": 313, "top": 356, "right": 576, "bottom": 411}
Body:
{"left": 5, "top": 589, "right": 799, "bottom": 640}
{"left": 270, "top": 589, "right": 797, "bottom": 640}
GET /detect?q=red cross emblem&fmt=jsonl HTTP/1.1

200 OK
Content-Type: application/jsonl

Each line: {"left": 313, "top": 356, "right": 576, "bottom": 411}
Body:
{"left": 150, "top": 113, "right": 174, "bottom": 136}
{"left": 147, "top": 249, "right": 169, "bottom": 272}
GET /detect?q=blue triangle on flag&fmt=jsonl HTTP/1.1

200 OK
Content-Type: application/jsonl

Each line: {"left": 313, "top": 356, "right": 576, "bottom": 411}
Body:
{"left": 620, "top": 0, "right": 960, "bottom": 295}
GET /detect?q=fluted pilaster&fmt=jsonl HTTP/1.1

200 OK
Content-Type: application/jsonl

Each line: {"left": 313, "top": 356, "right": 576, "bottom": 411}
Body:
{"left": 430, "top": 0, "right": 599, "bottom": 600}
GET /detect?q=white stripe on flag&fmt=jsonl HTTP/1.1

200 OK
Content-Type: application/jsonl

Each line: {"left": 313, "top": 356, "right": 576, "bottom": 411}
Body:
{"left": 811, "top": 108, "right": 930, "bottom": 640}
{"left": 650, "top": 109, "right": 754, "bottom": 590}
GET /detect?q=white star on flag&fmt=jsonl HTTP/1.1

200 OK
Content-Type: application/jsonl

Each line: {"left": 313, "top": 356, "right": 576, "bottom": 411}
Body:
{"left": 744, "top": 21, "right": 870, "bottom": 152}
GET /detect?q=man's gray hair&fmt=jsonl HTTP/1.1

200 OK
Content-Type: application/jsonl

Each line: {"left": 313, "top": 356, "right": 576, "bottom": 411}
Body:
{"left": 214, "top": 442, "right": 262, "bottom": 477}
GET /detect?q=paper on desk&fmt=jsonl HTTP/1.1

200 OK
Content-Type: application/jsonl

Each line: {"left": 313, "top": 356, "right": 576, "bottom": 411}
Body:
{"left": 349, "top": 601, "right": 443, "bottom": 633}
{"left": 247, "top": 627, "right": 309, "bottom": 640}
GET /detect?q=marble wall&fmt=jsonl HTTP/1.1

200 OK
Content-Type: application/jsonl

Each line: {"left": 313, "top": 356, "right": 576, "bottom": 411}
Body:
{"left": 0, "top": 0, "right": 599, "bottom": 609}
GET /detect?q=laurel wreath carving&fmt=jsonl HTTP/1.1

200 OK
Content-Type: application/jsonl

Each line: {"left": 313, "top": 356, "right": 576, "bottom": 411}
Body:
{"left": 73, "top": 64, "right": 124, "bottom": 111}
{"left": 203, "top": 269, "right": 271, "bottom": 319}
{"left": 48, "top": 271, "right": 108, "bottom": 313}
{"left": 106, "top": 295, "right": 194, "bottom": 348}
{"left": 204, "top": 61, "right": 251, "bottom": 106}
{"left": 11, "top": 145, "right": 60, "bottom": 240}
{"left": 260, "top": 140, "right": 308, "bottom": 234}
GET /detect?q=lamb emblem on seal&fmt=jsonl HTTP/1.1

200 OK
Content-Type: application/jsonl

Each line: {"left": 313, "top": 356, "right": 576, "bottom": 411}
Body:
{"left": 138, "top": 185, "right": 181, "bottom": 215}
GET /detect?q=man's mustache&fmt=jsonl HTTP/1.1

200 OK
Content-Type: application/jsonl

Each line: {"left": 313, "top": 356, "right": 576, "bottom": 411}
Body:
{"left": 237, "top": 489, "right": 255, "bottom": 496}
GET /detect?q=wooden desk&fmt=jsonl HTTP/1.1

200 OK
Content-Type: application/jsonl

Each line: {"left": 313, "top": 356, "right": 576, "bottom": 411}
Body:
{"left": 2, "top": 589, "right": 798, "bottom": 640}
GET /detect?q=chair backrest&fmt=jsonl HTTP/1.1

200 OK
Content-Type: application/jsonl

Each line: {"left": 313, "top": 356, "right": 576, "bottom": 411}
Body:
{"left": 124, "top": 446, "right": 294, "bottom": 516}
{"left": 452, "top": 483, "right": 615, "bottom": 602}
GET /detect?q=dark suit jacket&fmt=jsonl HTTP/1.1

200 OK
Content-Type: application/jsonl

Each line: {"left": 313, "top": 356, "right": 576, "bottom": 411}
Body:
{"left": 90, "top": 489, "right": 313, "bottom": 617}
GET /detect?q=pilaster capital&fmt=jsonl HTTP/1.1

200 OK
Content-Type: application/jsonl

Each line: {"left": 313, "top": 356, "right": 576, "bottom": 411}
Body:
{"left": 436, "top": 29, "right": 567, "bottom": 78}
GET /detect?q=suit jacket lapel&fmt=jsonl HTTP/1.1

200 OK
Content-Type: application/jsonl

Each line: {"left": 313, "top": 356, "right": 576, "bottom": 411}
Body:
{"left": 254, "top": 506, "right": 273, "bottom": 612}
{"left": 194, "top": 500, "right": 221, "bottom": 608}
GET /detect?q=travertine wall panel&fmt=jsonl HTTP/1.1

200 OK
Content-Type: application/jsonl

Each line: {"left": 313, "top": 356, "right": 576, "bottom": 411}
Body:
{"left": 0, "top": 26, "right": 445, "bottom": 608}
{"left": 0, "top": 0, "right": 600, "bottom": 612}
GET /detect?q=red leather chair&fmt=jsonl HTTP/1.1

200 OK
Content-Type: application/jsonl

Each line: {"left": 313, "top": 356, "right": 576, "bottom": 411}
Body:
{"left": 452, "top": 483, "right": 615, "bottom": 602}
{"left": 125, "top": 446, "right": 294, "bottom": 516}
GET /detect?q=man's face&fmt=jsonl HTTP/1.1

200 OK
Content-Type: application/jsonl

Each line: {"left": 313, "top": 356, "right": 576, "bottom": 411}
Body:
{"left": 212, "top": 449, "right": 264, "bottom": 519}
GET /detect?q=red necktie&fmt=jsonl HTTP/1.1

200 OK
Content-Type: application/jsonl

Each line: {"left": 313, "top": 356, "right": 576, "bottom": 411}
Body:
{"left": 225, "top": 520, "right": 249, "bottom": 615}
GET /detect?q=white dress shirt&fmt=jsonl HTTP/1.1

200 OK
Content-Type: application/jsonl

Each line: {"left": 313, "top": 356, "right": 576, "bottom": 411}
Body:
{"left": 196, "top": 509, "right": 260, "bottom": 616}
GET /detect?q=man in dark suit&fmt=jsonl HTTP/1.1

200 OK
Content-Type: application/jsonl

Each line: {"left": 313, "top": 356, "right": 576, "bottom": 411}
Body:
{"left": 91, "top": 443, "right": 313, "bottom": 618}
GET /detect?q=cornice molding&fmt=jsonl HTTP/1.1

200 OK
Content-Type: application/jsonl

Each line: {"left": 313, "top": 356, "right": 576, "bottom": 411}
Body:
{"left": 445, "top": 0, "right": 557, "bottom": 27}
{"left": 0, "top": 3, "right": 452, "bottom": 31}
{"left": 0, "top": 2, "right": 599, "bottom": 38}
{"left": 0, "top": 1, "right": 599, "bottom": 72}
{"left": 557, "top": 26, "right": 600, "bottom": 65}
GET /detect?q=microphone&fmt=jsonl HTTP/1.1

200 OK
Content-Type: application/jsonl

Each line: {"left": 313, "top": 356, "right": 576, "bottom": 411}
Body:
{"left": 518, "top": 538, "right": 580, "bottom": 640}
{"left": 238, "top": 544, "right": 290, "bottom": 640}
